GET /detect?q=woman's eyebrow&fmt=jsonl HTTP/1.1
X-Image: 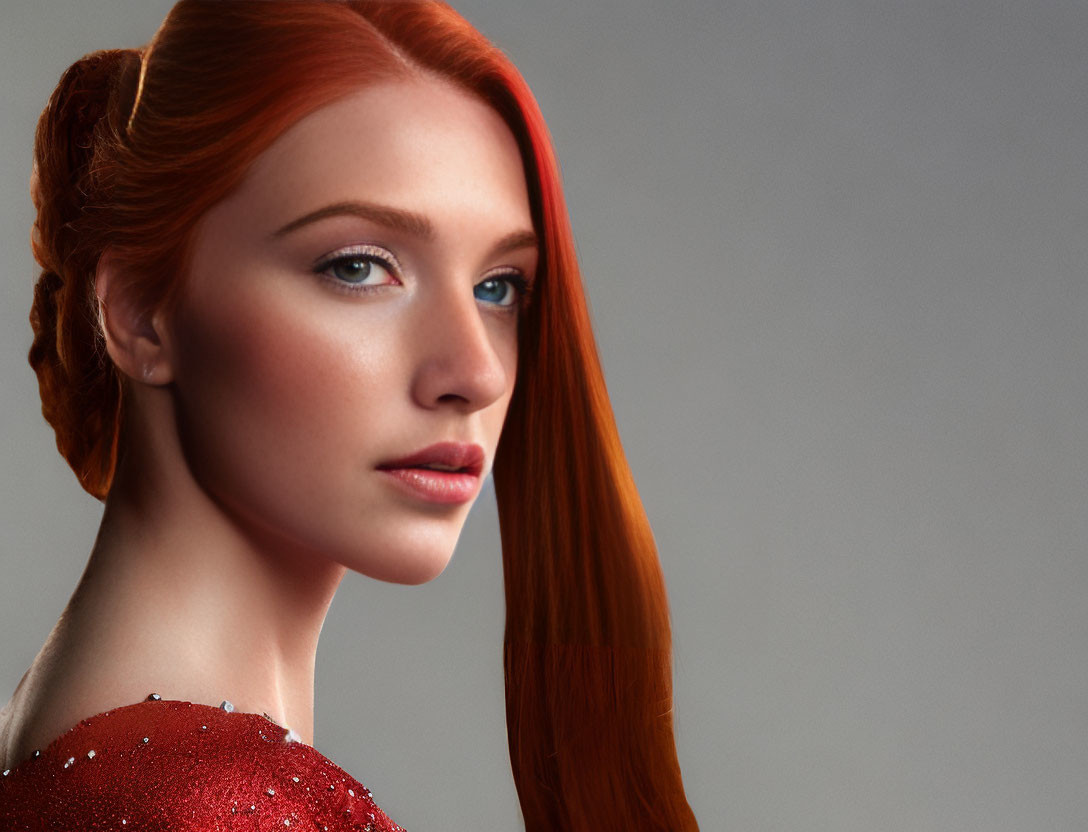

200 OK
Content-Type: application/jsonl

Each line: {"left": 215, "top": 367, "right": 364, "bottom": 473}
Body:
{"left": 272, "top": 200, "right": 433, "bottom": 240}
{"left": 271, "top": 199, "right": 538, "bottom": 257}
{"left": 491, "top": 229, "right": 538, "bottom": 257}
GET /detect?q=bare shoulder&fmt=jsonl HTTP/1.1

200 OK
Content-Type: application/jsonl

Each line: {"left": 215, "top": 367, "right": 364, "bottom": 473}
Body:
{"left": 0, "top": 661, "right": 118, "bottom": 773}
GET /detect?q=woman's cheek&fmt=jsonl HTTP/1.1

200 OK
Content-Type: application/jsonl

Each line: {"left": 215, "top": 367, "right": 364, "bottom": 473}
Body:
{"left": 171, "top": 282, "right": 394, "bottom": 514}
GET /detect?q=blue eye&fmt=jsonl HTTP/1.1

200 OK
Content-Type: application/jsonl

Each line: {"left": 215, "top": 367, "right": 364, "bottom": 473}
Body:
{"left": 476, "top": 273, "right": 533, "bottom": 309}
{"left": 313, "top": 244, "right": 533, "bottom": 310}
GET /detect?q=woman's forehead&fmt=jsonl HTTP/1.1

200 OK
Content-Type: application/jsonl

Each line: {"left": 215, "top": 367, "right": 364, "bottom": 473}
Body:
{"left": 232, "top": 78, "right": 533, "bottom": 239}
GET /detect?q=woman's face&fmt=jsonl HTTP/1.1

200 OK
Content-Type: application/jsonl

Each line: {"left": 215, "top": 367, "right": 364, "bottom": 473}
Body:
{"left": 165, "top": 77, "right": 538, "bottom": 584}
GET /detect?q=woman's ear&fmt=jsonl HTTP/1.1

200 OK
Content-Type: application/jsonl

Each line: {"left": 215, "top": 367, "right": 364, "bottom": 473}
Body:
{"left": 94, "top": 249, "right": 175, "bottom": 386}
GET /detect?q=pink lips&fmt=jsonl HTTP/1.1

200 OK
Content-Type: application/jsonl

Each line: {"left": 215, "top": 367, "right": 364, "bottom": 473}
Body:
{"left": 375, "top": 442, "right": 485, "bottom": 505}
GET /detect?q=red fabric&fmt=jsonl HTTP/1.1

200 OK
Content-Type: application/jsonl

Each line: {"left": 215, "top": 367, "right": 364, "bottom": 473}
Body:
{"left": 0, "top": 698, "right": 406, "bottom": 831}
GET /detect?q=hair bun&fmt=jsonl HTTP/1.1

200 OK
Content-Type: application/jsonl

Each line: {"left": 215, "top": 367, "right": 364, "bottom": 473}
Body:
{"left": 32, "top": 49, "right": 140, "bottom": 270}
{"left": 28, "top": 48, "right": 139, "bottom": 500}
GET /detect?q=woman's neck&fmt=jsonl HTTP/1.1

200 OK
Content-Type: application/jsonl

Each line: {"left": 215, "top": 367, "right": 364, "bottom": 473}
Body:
{"left": 1, "top": 399, "right": 347, "bottom": 770}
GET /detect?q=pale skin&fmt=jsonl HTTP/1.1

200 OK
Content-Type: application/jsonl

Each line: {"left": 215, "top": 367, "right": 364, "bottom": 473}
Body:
{"left": 0, "top": 75, "right": 539, "bottom": 771}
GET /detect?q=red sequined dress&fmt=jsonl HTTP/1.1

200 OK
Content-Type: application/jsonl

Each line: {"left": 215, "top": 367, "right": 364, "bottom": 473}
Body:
{"left": 0, "top": 695, "right": 406, "bottom": 831}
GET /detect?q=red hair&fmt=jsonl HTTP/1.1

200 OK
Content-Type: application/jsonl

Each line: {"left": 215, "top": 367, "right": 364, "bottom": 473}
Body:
{"left": 28, "top": 2, "right": 698, "bottom": 828}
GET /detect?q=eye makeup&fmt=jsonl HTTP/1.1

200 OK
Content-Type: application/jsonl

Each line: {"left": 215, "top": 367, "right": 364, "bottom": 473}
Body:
{"left": 478, "top": 268, "right": 534, "bottom": 310}
{"left": 311, "top": 243, "right": 535, "bottom": 311}
{"left": 312, "top": 243, "right": 402, "bottom": 295}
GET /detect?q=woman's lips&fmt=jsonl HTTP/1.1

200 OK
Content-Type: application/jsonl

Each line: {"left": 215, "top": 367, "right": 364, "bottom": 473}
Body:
{"left": 378, "top": 467, "right": 481, "bottom": 504}
{"left": 376, "top": 441, "right": 484, "bottom": 476}
{"left": 376, "top": 441, "right": 484, "bottom": 504}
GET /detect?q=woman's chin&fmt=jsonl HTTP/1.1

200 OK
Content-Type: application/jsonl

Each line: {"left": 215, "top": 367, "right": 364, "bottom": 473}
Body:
{"left": 342, "top": 546, "right": 456, "bottom": 586}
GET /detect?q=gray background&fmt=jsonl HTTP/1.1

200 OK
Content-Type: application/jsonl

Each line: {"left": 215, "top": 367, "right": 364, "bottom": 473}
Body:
{"left": 2, "top": 1, "right": 1086, "bottom": 830}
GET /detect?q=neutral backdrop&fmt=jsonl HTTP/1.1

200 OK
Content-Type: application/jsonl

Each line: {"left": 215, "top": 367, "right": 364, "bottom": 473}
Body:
{"left": 2, "top": 2, "right": 1086, "bottom": 830}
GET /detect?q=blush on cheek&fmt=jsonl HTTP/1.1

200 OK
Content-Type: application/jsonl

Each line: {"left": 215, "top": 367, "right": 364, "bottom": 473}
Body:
{"left": 169, "top": 281, "right": 387, "bottom": 530}
{"left": 169, "top": 282, "right": 467, "bottom": 579}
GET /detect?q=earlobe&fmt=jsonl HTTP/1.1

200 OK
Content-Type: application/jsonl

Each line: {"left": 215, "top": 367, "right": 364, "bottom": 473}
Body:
{"left": 94, "top": 250, "right": 175, "bottom": 385}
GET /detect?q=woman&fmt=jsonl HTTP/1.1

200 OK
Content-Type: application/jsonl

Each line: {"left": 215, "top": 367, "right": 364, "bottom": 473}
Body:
{"left": 0, "top": 2, "right": 698, "bottom": 829}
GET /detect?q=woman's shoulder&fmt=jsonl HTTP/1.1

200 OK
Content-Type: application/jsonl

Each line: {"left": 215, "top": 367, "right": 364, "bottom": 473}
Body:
{"left": 0, "top": 697, "right": 405, "bottom": 831}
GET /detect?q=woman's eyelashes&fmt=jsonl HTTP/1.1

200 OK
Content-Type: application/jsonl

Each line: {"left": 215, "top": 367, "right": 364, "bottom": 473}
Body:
{"left": 312, "top": 243, "right": 534, "bottom": 310}
{"left": 476, "top": 271, "right": 533, "bottom": 309}
{"left": 313, "top": 244, "right": 400, "bottom": 293}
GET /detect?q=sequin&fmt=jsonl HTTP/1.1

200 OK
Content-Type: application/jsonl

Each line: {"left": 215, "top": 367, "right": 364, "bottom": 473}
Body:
{"left": 220, "top": 699, "right": 235, "bottom": 713}
{"left": 0, "top": 698, "right": 406, "bottom": 831}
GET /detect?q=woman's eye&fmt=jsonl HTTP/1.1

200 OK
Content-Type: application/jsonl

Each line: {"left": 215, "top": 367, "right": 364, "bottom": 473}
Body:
{"left": 313, "top": 246, "right": 399, "bottom": 292}
{"left": 475, "top": 273, "right": 531, "bottom": 309}
{"left": 313, "top": 248, "right": 531, "bottom": 309}
{"left": 327, "top": 255, "right": 394, "bottom": 286}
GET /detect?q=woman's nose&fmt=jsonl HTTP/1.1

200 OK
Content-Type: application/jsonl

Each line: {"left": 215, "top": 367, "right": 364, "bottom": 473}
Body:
{"left": 409, "top": 282, "right": 511, "bottom": 413}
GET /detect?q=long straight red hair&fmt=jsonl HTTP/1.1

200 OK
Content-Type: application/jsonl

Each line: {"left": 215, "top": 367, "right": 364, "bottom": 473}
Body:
{"left": 28, "top": 2, "right": 698, "bottom": 828}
